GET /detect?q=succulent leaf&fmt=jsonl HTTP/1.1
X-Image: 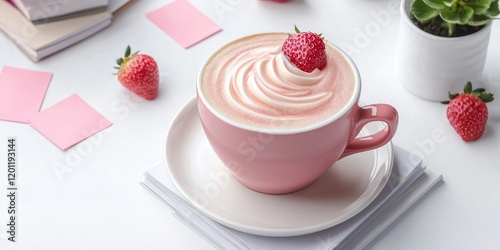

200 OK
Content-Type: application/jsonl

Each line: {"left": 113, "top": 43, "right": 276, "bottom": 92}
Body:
{"left": 465, "top": 0, "right": 493, "bottom": 15}
{"left": 443, "top": 0, "right": 455, "bottom": 7}
{"left": 412, "top": 0, "right": 440, "bottom": 22}
{"left": 459, "top": 6, "right": 475, "bottom": 23}
{"left": 487, "top": 0, "right": 500, "bottom": 17}
{"left": 441, "top": 5, "right": 474, "bottom": 24}
{"left": 468, "top": 14, "right": 493, "bottom": 25}
{"left": 423, "top": 0, "right": 447, "bottom": 9}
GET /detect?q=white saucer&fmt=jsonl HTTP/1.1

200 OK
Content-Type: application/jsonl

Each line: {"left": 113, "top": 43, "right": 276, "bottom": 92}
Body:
{"left": 164, "top": 97, "right": 393, "bottom": 237}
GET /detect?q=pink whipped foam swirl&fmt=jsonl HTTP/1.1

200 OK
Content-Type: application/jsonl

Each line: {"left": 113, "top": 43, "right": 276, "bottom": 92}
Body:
{"left": 224, "top": 45, "right": 332, "bottom": 120}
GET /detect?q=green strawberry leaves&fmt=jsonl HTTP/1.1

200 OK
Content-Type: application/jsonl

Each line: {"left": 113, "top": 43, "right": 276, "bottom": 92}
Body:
{"left": 441, "top": 81, "right": 494, "bottom": 104}
{"left": 114, "top": 45, "right": 139, "bottom": 72}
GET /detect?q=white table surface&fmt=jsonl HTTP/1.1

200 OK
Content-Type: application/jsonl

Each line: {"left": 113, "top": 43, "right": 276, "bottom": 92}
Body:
{"left": 1, "top": 0, "right": 499, "bottom": 249}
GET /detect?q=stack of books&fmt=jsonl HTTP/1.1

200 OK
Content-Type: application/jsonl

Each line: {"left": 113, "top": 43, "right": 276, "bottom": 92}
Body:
{"left": 9, "top": 0, "right": 109, "bottom": 24}
{"left": 0, "top": 0, "right": 133, "bottom": 62}
{"left": 141, "top": 146, "right": 442, "bottom": 249}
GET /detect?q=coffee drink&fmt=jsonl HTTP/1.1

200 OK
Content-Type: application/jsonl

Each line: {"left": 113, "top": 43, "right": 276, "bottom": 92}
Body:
{"left": 197, "top": 32, "right": 398, "bottom": 194}
{"left": 200, "top": 33, "right": 356, "bottom": 130}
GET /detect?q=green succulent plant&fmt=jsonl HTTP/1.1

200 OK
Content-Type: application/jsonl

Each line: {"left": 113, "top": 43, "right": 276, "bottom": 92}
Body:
{"left": 411, "top": 0, "right": 500, "bottom": 36}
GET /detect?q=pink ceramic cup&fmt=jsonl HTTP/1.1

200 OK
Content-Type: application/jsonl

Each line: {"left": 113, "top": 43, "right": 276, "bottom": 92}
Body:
{"left": 197, "top": 35, "right": 398, "bottom": 195}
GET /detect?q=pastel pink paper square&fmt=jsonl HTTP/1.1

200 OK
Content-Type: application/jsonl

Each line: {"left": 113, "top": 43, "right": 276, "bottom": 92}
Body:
{"left": 146, "top": 0, "right": 222, "bottom": 48}
{"left": 29, "top": 94, "right": 112, "bottom": 150}
{"left": 0, "top": 66, "right": 52, "bottom": 123}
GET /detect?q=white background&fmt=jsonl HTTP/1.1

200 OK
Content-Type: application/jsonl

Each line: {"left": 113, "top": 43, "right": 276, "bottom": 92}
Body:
{"left": 0, "top": 0, "right": 499, "bottom": 249}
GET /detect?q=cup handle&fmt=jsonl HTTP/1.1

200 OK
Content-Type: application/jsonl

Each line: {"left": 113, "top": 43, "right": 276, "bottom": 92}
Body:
{"left": 339, "top": 104, "right": 398, "bottom": 159}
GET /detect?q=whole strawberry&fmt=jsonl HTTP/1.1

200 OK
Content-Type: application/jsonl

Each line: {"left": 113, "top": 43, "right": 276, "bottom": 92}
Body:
{"left": 442, "top": 82, "right": 494, "bottom": 142}
{"left": 115, "top": 46, "right": 159, "bottom": 100}
{"left": 282, "top": 25, "right": 326, "bottom": 73}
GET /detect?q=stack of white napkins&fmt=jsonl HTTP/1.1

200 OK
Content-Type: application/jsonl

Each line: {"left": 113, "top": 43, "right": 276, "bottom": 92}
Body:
{"left": 141, "top": 146, "right": 442, "bottom": 250}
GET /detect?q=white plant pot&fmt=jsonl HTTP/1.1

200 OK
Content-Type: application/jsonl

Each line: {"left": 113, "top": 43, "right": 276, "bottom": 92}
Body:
{"left": 395, "top": 0, "right": 492, "bottom": 101}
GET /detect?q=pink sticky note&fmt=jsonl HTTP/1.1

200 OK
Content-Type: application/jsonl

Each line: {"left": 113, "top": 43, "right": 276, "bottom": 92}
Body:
{"left": 146, "top": 0, "right": 222, "bottom": 48}
{"left": 29, "top": 94, "right": 112, "bottom": 150}
{"left": 0, "top": 66, "right": 52, "bottom": 123}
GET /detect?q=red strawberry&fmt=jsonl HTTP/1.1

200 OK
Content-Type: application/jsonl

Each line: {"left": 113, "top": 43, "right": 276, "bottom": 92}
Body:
{"left": 442, "top": 82, "right": 494, "bottom": 142}
{"left": 282, "top": 26, "right": 327, "bottom": 73}
{"left": 115, "top": 46, "right": 159, "bottom": 100}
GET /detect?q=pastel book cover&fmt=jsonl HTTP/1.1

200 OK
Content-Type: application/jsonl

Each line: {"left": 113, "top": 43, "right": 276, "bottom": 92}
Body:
{"left": 9, "top": 0, "right": 109, "bottom": 24}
